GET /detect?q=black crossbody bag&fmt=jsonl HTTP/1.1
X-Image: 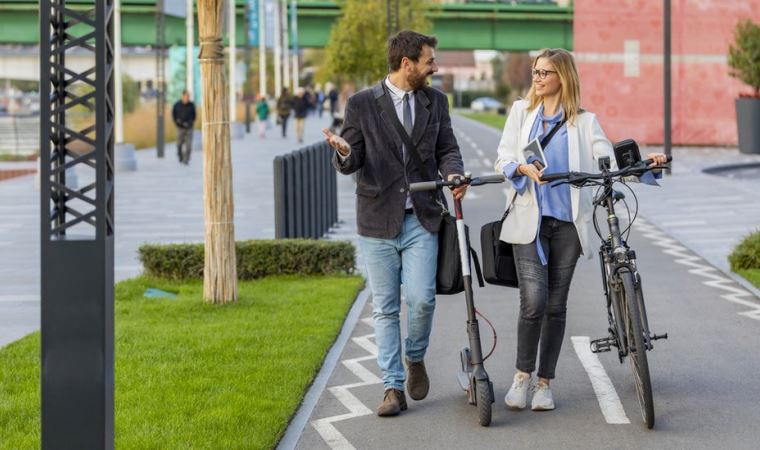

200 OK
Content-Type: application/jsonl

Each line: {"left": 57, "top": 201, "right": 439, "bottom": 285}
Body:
{"left": 480, "top": 118, "right": 566, "bottom": 288}
{"left": 376, "top": 89, "right": 483, "bottom": 295}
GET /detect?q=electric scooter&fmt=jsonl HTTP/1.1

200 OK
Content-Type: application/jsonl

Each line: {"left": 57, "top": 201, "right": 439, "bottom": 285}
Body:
{"left": 410, "top": 172, "right": 505, "bottom": 426}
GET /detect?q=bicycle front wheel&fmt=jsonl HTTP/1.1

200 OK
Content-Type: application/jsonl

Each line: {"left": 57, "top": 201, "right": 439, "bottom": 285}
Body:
{"left": 621, "top": 272, "right": 655, "bottom": 428}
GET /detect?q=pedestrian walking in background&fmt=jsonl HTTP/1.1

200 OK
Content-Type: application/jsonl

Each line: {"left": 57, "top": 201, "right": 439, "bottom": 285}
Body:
{"left": 255, "top": 94, "right": 269, "bottom": 138}
{"left": 292, "top": 87, "right": 309, "bottom": 144}
{"left": 328, "top": 85, "right": 339, "bottom": 117}
{"left": 172, "top": 89, "right": 196, "bottom": 164}
{"left": 493, "top": 48, "right": 668, "bottom": 412}
{"left": 324, "top": 30, "right": 467, "bottom": 417}
{"left": 316, "top": 86, "right": 326, "bottom": 118}
{"left": 276, "top": 87, "right": 293, "bottom": 138}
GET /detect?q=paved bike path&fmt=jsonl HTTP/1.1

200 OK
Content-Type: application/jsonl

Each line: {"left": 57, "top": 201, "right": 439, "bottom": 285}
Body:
{"left": 292, "top": 115, "right": 760, "bottom": 449}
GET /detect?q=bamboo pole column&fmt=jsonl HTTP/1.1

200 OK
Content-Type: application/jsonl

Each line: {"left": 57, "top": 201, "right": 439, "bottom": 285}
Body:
{"left": 198, "top": 0, "right": 238, "bottom": 304}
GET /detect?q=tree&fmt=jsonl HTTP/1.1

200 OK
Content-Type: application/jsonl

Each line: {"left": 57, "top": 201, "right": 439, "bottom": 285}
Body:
{"left": 197, "top": 0, "right": 238, "bottom": 304}
{"left": 506, "top": 53, "right": 533, "bottom": 98}
{"left": 322, "top": 0, "right": 434, "bottom": 86}
{"left": 491, "top": 53, "right": 511, "bottom": 101}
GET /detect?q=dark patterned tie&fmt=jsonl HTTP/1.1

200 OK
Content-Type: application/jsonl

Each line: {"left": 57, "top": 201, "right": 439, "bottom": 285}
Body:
{"left": 402, "top": 93, "right": 413, "bottom": 137}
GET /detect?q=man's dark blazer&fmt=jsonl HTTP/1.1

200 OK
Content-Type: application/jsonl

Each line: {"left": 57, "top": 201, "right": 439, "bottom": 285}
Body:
{"left": 332, "top": 81, "right": 464, "bottom": 239}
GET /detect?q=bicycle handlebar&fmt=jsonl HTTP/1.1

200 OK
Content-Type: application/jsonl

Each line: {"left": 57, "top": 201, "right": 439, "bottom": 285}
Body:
{"left": 408, "top": 173, "right": 506, "bottom": 192}
{"left": 539, "top": 156, "right": 672, "bottom": 184}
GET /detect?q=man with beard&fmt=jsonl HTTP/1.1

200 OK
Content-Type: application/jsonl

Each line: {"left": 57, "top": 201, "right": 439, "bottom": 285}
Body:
{"left": 323, "top": 30, "right": 467, "bottom": 417}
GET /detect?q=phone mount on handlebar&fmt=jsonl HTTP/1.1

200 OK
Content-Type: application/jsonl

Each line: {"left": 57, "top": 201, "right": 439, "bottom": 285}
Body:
{"left": 613, "top": 139, "right": 642, "bottom": 169}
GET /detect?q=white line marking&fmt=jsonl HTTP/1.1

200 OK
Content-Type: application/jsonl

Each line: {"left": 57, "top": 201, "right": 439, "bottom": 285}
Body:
{"left": 311, "top": 329, "right": 382, "bottom": 449}
{"left": 634, "top": 218, "right": 760, "bottom": 321}
{"left": 475, "top": 149, "right": 485, "bottom": 158}
{"left": 571, "top": 336, "right": 631, "bottom": 425}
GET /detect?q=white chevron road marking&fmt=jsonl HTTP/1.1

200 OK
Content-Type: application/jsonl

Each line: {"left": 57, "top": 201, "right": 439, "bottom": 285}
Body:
{"left": 633, "top": 218, "right": 760, "bottom": 321}
{"left": 311, "top": 330, "right": 381, "bottom": 449}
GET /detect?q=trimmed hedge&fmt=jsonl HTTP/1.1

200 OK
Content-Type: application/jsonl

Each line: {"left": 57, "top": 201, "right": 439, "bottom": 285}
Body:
{"left": 729, "top": 230, "right": 760, "bottom": 271}
{"left": 138, "top": 239, "right": 356, "bottom": 280}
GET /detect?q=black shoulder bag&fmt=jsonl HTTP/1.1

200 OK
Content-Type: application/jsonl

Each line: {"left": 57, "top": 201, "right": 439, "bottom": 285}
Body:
{"left": 480, "top": 118, "right": 566, "bottom": 288}
{"left": 376, "top": 89, "right": 483, "bottom": 295}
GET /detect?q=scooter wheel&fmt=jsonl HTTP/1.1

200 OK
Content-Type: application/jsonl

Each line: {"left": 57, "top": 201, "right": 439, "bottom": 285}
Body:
{"left": 476, "top": 379, "right": 492, "bottom": 427}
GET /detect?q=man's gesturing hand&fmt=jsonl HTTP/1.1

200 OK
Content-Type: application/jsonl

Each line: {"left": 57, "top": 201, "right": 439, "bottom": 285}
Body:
{"left": 322, "top": 128, "right": 350, "bottom": 156}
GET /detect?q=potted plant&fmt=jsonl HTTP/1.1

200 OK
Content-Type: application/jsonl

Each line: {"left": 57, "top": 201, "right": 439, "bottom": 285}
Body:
{"left": 728, "top": 19, "right": 760, "bottom": 154}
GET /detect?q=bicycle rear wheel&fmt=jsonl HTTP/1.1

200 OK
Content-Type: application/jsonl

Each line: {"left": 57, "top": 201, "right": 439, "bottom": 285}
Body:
{"left": 621, "top": 272, "right": 655, "bottom": 428}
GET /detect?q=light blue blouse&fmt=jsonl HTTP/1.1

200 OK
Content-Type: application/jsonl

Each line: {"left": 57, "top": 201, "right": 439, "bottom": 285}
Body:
{"left": 502, "top": 106, "right": 660, "bottom": 265}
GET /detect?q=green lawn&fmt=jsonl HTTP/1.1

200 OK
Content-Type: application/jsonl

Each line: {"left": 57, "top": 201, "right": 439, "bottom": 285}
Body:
{"left": 738, "top": 268, "right": 760, "bottom": 290}
{"left": 458, "top": 112, "right": 507, "bottom": 130}
{"left": 0, "top": 275, "right": 364, "bottom": 449}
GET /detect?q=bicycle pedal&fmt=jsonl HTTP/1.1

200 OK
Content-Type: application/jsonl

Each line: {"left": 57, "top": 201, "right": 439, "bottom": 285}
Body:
{"left": 590, "top": 337, "right": 613, "bottom": 353}
{"left": 650, "top": 332, "right": 668, "bottom": 341}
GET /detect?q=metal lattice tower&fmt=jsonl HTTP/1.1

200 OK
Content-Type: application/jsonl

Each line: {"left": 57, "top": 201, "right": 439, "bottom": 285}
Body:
{"left": 40, "top": 0, "right": 115, "bottom": 447}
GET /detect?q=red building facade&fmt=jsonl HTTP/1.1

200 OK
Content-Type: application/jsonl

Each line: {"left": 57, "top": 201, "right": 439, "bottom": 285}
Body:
{"left": 573, "top": 0, "right": 759, "bottom": 145}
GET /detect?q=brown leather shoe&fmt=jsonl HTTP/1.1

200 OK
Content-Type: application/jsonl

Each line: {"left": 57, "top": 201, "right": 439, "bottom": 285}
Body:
{"left": 406, "top": 358, "right": 430, "bottom": 400}
{"left": 377, "top": 389, "right": 407, "bottom": 417}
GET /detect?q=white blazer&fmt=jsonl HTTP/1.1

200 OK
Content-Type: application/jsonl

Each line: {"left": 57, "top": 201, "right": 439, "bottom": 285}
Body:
{"left": 493, "top": 100, "right": 615, "bottom": 259}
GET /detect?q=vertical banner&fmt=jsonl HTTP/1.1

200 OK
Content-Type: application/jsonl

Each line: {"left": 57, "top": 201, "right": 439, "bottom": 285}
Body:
{"left": 265, "top": 0, "right": 275, "bottom": 48}
{"left": 290, "top": 0, "right": 298, "bottom": 55}
{"left": 169, "top": 45, "right": 202, "bottom": 108}
{"left": 247, "top": 0, "right": 259, "bottom": 46}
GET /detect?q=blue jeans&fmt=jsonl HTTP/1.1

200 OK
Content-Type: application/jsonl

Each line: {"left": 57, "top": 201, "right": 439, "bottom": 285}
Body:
{"left": 358, "top": 213, "right": 438, "bottom": 391}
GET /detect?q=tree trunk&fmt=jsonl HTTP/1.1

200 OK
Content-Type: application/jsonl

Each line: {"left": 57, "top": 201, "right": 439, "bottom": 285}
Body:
{"left": 198, "top": 0, "right": 238, "bottom": 304}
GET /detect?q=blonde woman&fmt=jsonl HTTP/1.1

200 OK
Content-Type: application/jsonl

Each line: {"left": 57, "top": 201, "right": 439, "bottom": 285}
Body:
{"left": 493, "top": 49, "right": 666, "bottom": 411}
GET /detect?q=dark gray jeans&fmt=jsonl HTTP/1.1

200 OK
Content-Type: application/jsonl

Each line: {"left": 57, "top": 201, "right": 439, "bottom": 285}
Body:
{"left": 176, "top": 127, "right": 194, "bottom": 163}
{"left": 513, "top": 217, "right": 582, "bottom": 379}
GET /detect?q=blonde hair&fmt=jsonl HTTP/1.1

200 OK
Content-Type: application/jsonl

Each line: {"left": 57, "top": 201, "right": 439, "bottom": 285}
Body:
{"left": 526, "top": 48, "right": 582, "bottom": 125}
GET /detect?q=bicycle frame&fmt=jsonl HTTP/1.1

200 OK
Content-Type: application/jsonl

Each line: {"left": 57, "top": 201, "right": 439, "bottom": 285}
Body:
{"left": 593, "top": 170, "right": 658, "bottom": 360}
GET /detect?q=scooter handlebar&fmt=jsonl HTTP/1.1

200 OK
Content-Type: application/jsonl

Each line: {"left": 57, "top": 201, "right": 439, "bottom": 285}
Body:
{"left": 409, "top": 180, "right": 441, "bottom": 192}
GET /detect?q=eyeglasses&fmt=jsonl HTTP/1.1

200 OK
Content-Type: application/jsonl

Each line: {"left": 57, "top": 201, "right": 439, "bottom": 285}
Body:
{"left": 531, "top": 69, "right": 558, "bottom": 80}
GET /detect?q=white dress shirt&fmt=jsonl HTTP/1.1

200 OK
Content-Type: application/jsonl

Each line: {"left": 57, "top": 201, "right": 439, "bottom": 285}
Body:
{"left": 384, "top": 77, "right": 415, "bottom": 209}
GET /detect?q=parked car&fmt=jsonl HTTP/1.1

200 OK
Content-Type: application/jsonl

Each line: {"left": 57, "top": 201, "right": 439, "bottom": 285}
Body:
{"left": 470, "top": 97, "right": 506, "bottom": 114}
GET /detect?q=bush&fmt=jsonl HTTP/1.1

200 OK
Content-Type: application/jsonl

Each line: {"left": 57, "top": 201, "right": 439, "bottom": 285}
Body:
{"left": 139, "top": 239, "right": 356, "bottom": 280}
{"left": 729, "top": 230, "right": 760, "bottom": 271}
{"left": 728, "top": 19, "right": 760, "bottom": 97}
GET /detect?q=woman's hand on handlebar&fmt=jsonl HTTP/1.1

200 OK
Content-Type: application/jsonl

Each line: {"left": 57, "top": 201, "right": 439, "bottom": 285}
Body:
{"left": 448, "top": 174, "right": 468, "bottom": 200}
{"left": 646, "top": 152, "right": 668, "bottom": 167}
{"left": 517, "top": 163, "right": 546, "bottom": 185}
{"left": 646, "top": 152, "right": 668, "bottom": 173}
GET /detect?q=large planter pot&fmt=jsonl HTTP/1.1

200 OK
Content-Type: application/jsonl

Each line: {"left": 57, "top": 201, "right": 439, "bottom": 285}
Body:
{"left": 736, "top": 97, "right": 760, "bottom": 154}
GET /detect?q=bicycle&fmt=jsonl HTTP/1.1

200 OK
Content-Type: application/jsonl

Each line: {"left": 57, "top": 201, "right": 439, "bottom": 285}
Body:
{"left": 541, "top": 151, "right": 671, "bottom": 429}
{"left": 410, "top": 172, "right": 505, "bottom": 427}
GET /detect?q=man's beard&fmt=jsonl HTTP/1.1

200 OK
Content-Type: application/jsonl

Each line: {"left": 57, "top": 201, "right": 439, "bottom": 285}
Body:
{"left": 408, "top": 69, "right": 430, "bottom": 90}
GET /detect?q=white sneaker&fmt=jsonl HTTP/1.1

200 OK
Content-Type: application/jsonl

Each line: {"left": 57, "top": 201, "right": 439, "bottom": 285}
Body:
{"left": 504, "top": 373, "right": 531, "bottom": 410}
{"left": 531, "top": 382, "right": 555, "bottom": 411}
